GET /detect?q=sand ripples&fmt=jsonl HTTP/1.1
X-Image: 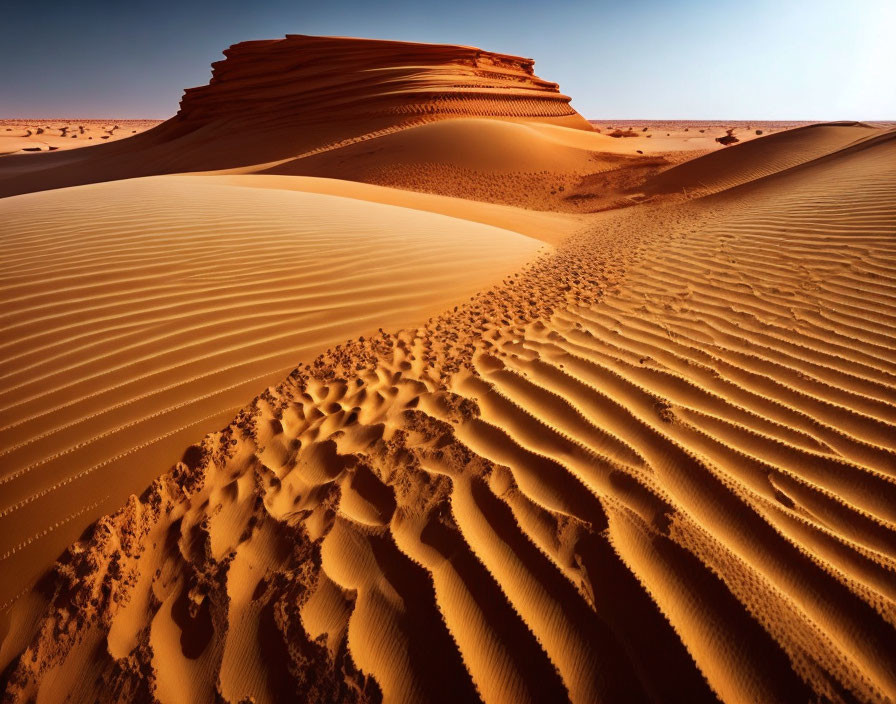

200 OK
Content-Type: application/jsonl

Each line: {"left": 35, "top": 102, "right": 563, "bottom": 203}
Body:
{"left": 0, "top": 177, "right": 543, "bottom": 606}
{"left": 3, "top": 126, "right": 894, "bottom": 702}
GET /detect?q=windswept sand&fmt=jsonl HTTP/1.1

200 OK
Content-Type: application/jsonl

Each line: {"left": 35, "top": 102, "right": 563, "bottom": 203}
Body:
{"left": 0, "top": 176, "right": 547, "bottom": 609}
{"left": 2, "top": 35, "right": 896, "bottom": 704}
{"left": 641, "top": 121, "right": 885, "bottom": 197}
{"left": 254, "top": 118, "right": 669, "bottom": 212}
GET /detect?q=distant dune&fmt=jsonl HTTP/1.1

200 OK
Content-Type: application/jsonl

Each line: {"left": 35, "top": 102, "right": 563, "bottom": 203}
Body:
{"left": 2, "top": 35, "right": 896, "bottom": 704}
{"left": 642, "top": 121, "right": 883, "bottom": 197}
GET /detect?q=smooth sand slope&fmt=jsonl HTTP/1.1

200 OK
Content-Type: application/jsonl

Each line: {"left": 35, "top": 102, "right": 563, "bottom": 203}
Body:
{"left": 254, "top": 118, "right": 668, "bottom": 212}
{"left": 3, "top": 121, "right": 895, "bottom": 703}
{"left": 207, "top": 174, "right": 584, "bottom": 244}
{"left": 642, "top": 121, "right": 883, "bottom": 197}
{"left": 0, "top": 176, "right": 546, "bottom": 609}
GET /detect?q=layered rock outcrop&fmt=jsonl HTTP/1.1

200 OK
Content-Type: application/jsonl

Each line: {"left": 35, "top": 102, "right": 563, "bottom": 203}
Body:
{"left": 0, "top": 35, "right": 593, "bottom": 198}
{"left": 175, "top": 35, "right": 591, "bottom": 130}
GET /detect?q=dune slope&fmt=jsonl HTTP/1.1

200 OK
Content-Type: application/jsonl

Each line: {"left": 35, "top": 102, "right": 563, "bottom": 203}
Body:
{"left": 257, "top": 118, "right": 665, "bottom": 212}
{"left": 2, "top": 125, "right": 895, "bottom": 704}
{"left": 0, "top": 175, "right": 546, "bottom": 609}
{"left": 641, "top": 121, "right": 880, "bottom": 198}
{"left": 176, "top": 35, "right": 588, "bottom": 129}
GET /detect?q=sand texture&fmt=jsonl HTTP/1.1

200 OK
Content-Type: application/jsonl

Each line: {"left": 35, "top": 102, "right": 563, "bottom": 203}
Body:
{"left": 0, "top": 176, "right": 546, "bottom": 609}
{"left": 2, "top": 35, "right": 896, "bottom": 704}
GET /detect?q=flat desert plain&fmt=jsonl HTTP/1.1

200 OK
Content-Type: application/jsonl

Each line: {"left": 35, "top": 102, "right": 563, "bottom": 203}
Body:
{"left": 0, "top": 120, "right": 162, "bottom": 155}
{"left": 1, "top": 35, "right": 895, "bottom": 704}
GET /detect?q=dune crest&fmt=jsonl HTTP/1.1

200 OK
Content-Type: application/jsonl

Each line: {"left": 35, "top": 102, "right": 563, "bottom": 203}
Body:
{"left": 641, "top": 121, "right": 881, "bottom": 198}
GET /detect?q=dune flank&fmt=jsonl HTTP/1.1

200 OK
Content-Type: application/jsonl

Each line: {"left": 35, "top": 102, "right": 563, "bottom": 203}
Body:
{"left": 2, "top": 33, "right": 896, "bottom": 704}
{"left": 3, "top": 121, "right": 895, "bottom": 703}
{"left": 252, "top": 118, "right": 669, "bottom": 212}
{"left": 0, "top": 176, "right": 546, "bottom": 609}
{"left": 641, "top": 121, "right": 884, "bottom": 198}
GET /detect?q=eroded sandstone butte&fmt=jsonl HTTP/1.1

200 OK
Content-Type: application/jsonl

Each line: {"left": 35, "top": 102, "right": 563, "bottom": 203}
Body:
{"left": 174, "top": 35, "right": 592, "bottom": 133}
{"left": 0, "top": 35, "right": 593, "bottom": 198}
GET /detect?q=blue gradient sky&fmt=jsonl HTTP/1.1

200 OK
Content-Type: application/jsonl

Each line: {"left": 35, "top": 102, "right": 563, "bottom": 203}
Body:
{"left": 3, "top": 0, "right": 894, "bottom": 119}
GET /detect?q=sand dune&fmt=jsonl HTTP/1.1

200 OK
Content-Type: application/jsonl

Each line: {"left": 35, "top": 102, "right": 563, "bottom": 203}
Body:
{"left": 642, "top": 121, "right": 881, "bottom": 198}
{"left": 0, "top": 176, "right": 546, "bottom": 609}
{"left": 2, "top": 34, "right": 896, "bottom": 704}
{"left": 3, "top": 119, "right": 895, "bottom": 702}
{"left": 250, "top": 117, "right": 664, "bottom": 211}
{"left": 207, "top": 174, "right": 584, "bottom": 244}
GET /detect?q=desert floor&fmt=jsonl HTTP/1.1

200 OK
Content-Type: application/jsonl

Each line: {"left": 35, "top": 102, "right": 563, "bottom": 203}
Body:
{"left": 0, "top": 120, "right": 162, "bottom": 155}
{"left": 1, "top": 42, "right": 895, "bottom": 703}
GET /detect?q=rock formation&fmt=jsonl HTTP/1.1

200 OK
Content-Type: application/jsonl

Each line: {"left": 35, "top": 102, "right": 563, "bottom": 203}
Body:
{"left": 174, "top": 35, "right": 592, "bottom": 132}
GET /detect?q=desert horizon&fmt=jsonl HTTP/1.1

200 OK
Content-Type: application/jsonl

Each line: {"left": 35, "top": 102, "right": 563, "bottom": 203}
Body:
{"left": 2, "top": 7, "right": 895, "bottom": 704}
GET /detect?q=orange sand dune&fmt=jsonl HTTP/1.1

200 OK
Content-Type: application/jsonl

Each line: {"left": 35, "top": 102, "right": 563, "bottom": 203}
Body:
{"left": 2, "top": 34, "right": 896, "bottom": 704}
{"left": 0, "top": 176, "right": 546, "bottom": 609}
{"left": 254, "top": 118, "right": 665, "bottom": 211}
{"left": 4, "top": 124, "right": 896, "bottom": 703}
{"left": 642, "top": 121, "right": 881, "bottom": 198}
{"left": 207, "top": 173, "right": 584, "bottom": 244}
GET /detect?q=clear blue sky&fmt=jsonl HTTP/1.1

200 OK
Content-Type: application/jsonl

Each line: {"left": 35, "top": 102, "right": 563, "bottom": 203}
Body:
{"left": 3, "top": 0, "right": 894, "bottom": 119}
